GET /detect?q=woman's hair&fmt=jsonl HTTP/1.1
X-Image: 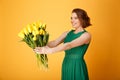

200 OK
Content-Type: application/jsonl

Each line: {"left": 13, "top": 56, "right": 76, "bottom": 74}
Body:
{"left": 72, "top": 8, "right": 92, "bottom": 28}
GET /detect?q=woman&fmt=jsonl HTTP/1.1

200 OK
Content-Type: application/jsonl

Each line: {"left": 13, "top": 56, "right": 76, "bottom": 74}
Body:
{"left": 34, "top": 8, "right": 91, "bottom": 80}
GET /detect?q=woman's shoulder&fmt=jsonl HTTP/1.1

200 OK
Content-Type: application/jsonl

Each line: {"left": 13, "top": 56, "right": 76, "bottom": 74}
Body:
{"left": 63, "top": 30, "right": 72, "bottom": 35}
{"left": 82, "top": 30, "right": 91, "bottom": 39}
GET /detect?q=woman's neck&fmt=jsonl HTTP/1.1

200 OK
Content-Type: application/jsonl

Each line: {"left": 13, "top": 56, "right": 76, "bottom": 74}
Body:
{"left": 74, "top": 26, "right": 84, "bottom": 33}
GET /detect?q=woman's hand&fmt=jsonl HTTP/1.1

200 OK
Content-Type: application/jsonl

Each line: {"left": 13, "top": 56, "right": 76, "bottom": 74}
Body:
{"left": 34, "top": 46, "right": 53, "bottom": 54}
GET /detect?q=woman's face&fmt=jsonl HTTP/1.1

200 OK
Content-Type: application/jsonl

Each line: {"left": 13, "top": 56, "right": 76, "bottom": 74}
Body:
{"left": 71, "top": 12, "right": 81, "bottom": 28}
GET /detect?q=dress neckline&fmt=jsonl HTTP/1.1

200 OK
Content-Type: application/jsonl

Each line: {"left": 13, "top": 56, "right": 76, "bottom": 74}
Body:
{"left": 72, "top": 29, "right": 86, "bottom": 34}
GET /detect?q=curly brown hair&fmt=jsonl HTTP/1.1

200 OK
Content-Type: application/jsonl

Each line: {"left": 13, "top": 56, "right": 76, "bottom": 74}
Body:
{"left": 72, "top": 8, "right": 92, "bottom": 28}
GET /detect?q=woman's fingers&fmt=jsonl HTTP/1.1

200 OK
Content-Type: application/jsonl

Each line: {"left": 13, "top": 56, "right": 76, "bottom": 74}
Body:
{"left": 34, "top": 47, "right": 45, "bottom": 54}
{"left": 35, "top": 47, "right": 41, "bottom": 50}
{"left": 34, "top": 47, "right": 41, "bottom": 54}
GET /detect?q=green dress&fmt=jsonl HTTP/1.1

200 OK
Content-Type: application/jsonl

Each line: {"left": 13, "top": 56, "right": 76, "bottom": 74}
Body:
{"left": 62, "top": 29, "right": 90, "bottom": 80}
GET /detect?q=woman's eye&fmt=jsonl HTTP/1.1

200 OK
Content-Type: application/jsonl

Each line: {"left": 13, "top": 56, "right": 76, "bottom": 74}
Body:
{"left": 75, "top": 17, "right": 78, "bottom": 19}
{"left": 71, "top": 17, "right": 78, "bottom": 20}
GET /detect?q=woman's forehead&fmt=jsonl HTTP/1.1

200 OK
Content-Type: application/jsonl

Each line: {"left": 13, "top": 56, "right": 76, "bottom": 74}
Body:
{"left": 71, "top": 13, "right": 77, "bottom": 17}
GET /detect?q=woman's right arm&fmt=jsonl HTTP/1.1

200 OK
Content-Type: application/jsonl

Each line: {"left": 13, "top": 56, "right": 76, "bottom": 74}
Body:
{"left": 47, "top": 31, "right": 69, "bottom": 48}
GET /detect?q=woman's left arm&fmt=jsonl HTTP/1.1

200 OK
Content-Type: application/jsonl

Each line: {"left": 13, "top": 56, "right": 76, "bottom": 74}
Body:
{"left": 34, "top": 32, "right": 91, "bottom": 54}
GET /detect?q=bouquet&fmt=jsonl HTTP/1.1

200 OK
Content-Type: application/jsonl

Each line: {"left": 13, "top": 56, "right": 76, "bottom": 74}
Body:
{"left": 18, "top": 21, "right": 49, "bottom": 70}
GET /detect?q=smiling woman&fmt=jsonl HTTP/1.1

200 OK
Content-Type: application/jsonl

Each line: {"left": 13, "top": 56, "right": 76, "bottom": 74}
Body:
{"left": 1, "top": 0, "right": 120, "bottom": 80}
{"left": 34, "top": 8, "right": 92, "bottom": 80}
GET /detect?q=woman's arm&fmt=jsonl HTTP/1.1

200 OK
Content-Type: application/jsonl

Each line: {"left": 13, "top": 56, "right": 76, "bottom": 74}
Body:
{"left": 47, "top": 31, "right": 69, "bottom": 48}
{"left": 34, "top": 32, "right": 91, "bottom": 54}
{"left": 50, "top": 32, "right": 91, "bottom": 53}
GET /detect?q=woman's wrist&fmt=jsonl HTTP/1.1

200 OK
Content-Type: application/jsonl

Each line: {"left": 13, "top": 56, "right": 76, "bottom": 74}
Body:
{"left": 48, "top": 48, "right": 54, "bottom": 54}
{"left": 44, "top": 46, "right": 54, "bottom": 54}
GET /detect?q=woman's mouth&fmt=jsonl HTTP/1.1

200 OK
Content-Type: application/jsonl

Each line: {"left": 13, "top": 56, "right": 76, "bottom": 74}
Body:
{"left": 72, "top": 23, "right": 77, "bottom": 26}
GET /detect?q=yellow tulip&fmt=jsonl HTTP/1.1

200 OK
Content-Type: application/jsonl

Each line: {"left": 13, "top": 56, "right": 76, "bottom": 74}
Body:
{"left": 42, "top": 30, "right": 45, "bottom": 35}
{"left": 23, "top": 27, "right": 28, "bottom": 35}
{"left": 27, "top": 24, "right": 32, "bottom": 33}
{"left": 33, "top": 36, "right": 37, "bottom": 41}
{"left": 42, "top": 23, "right": 46, "bottom": 30}
{"left": 18, "top": 30, "right": 25, "bottom": 38}
{"left": 39, "top": 29, "right": 43, "bottom": 35}
{"left": 37, "top": 21, "right": 42, "bottom": 28}
{"left": 33, "top": 25, "right": 38, "bottom": 31}
{"left": 32, "top": 22, "right": 39, "bottom": 29}
{"left": 32, "top": 25, "right": 39, "bottom": 35}
{"left": 32, "top": 30, "right": 36, "bottom": 36}
{"left": 32, "top": 22, "right": 36, "bottom": 26}
{"left": 39, "top": 29, "right": 45, "bottom": 35}
{"left": 35, "top": 30, "right": 39, "bottom": 35}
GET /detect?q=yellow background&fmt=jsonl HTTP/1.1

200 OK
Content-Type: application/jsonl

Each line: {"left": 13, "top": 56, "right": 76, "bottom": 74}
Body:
{"left": 0, "top": 0, "right": 120, "bottom": 80}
